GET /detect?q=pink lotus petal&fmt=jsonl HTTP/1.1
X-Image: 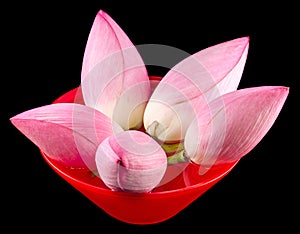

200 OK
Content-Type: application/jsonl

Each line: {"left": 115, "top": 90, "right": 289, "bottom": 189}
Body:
{"left": 10, "top": 103, "right": 123, "bottom": 170}
{"left": 196, "top": 36, "right": 249, "bottom": 95}
{"left": 184, "top": 86, "right": 289, "bottom": 174}
{"left": 81, "top": 10, "right": 126, "bottom": 79}
{"left": 95, "top": 130, "right": 167, "bottom": 193}
{"left": 81, "top": 10, "right": 150, "bottom": 129}
{"left": 144, "top": 37, "right": 249, "bottom": 142}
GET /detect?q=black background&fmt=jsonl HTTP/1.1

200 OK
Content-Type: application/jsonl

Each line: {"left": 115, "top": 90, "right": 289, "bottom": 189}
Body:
{"left": 3, "top": 0, "right": 297, "bottom": 232}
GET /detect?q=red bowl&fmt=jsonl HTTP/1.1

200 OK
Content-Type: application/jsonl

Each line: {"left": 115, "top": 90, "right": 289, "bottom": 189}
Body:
{"left": 40, "top": 76, "right": 239, "bottom": 225}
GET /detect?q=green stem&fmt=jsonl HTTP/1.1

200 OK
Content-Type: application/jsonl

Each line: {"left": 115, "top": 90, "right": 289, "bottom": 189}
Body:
{"left": 167, "top": 150, "right": 189, "bottom": 165}
{"left": 90, "top": 170, "right": 99, "bottom": 178}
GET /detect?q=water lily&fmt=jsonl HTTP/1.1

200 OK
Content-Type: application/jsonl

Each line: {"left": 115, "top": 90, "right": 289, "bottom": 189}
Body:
{"left": 10, "top": 9, "right": 289, "bottom": 193}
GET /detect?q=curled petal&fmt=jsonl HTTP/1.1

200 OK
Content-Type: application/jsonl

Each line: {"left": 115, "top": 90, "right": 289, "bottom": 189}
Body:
{"left": 196, "top": 36, "right": 249, "bottom": 95}
{"left": 10, "top": 103, "right": 123, "bottom": 170}
{"left": 81, "top": 10, "right": 132, "bottom": 79}
{"left": 184, "top": 86, "right": 289, "bottom": 174}
{"left": 144, "top": 37, "right": 249, "bottom": 142}
{"left": 81, "top": 10, "right": 150, "bottom": 129}
{"left": 95, "top": 130, "right": 167, "bottom": 193}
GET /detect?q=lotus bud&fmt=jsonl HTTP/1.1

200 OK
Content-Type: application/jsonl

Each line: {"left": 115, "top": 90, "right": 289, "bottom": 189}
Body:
{"left": 184, "top": 86, "right": 289, "bottom": 175}
{"left": 95, "top": 130, "right": 167, "bottom": 193}
{"left": 144, "top": 37, "right": 250, "bottom": 145}
{"left": 10, "top": 103, "right": 123, "bottom": 170}
{"left": 80, "top": 10, "right": 150, "bottom": 131}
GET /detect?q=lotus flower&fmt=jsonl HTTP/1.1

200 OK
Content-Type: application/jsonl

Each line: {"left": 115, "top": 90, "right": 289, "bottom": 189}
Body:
{"left": 95, "top": 130, "right": 167, "bottom": 193}
{"left": 10, "top": 9, "right": 289, "bottom": 193}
